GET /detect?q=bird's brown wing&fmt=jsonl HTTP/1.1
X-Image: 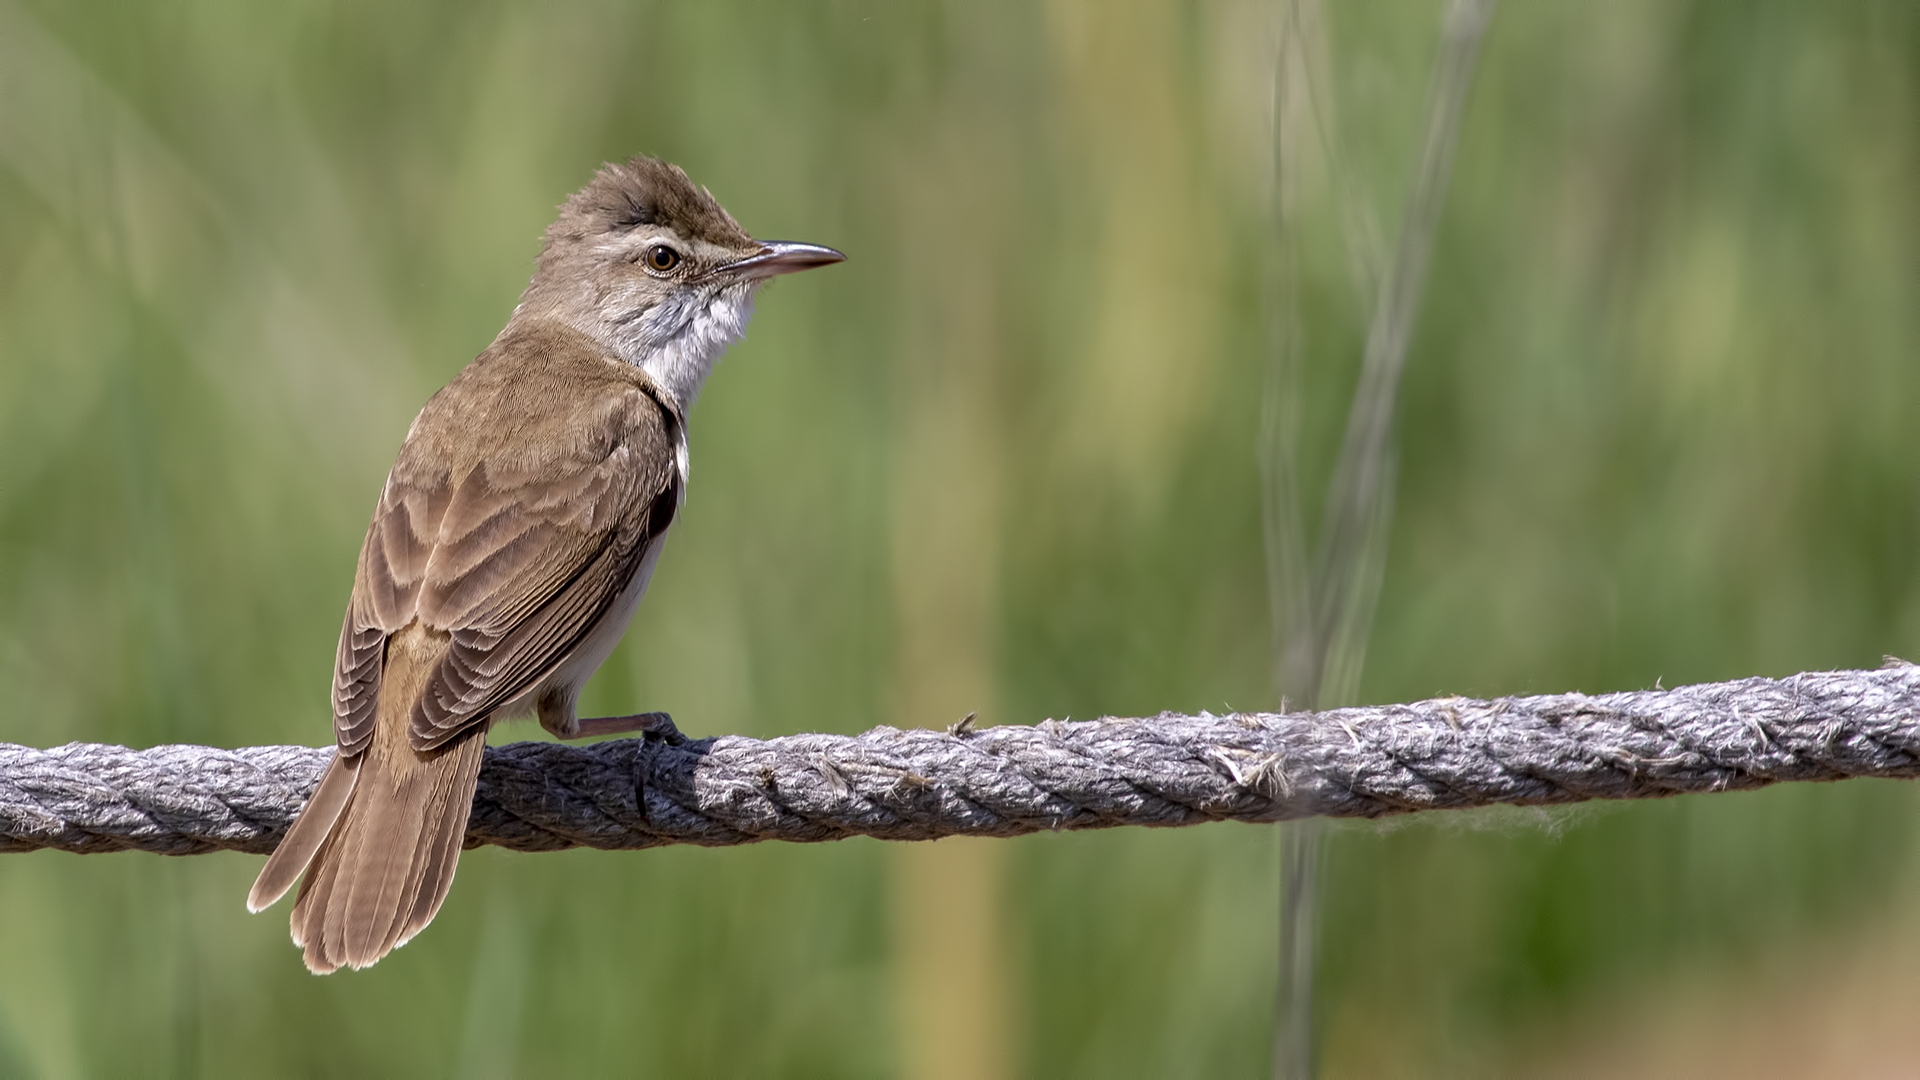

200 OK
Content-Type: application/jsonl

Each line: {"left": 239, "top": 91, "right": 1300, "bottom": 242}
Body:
{"left": 409, "top": 445, "right": 678, "bottom": 750}
{"left": 256, "top": 365, "right": 682, "bottom": 933}
{"left": 333, "top": 471, "right": 452, "bottom": 755}
{"left": 334, "top": 379, "right": 681, "bottom": 754}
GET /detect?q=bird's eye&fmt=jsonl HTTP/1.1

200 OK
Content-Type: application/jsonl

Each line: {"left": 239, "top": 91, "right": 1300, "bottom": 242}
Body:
{"left": 644, "top": 245, "right": 681, "bottom": 273}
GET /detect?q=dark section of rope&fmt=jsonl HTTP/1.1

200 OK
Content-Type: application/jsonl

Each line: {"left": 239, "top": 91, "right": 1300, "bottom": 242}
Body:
{"left": 4, "top": 666, "right": 1917, "bottom": 856}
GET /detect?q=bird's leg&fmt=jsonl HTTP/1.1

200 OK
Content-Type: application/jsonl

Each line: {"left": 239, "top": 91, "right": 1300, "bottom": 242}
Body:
{"left": 537, "top": 690, "right": 688, "bottom": 745}
{"left": 566, "top": 711, "right": 687, "bottom": 745}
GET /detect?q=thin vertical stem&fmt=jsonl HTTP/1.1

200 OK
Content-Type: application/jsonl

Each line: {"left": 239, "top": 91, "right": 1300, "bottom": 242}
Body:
{"left": 1265, "top": 1, "right": 1498, "bottom": 1076}
{"left": 1274, "top": 817, "right": 1323, "bottom": 1080}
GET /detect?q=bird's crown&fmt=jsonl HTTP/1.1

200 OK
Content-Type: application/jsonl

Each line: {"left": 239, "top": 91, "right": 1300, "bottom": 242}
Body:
{"left": 544, "top": 155, "right": 753, "bottom": 252}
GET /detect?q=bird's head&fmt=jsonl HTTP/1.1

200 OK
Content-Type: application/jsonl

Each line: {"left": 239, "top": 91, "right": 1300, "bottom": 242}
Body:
{"left": 515, "top": 156, "right": 843, "bottom": 409}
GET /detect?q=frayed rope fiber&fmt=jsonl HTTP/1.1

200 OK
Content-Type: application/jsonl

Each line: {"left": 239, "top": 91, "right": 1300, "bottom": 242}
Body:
{"left": 4, "top": 665, "right": 1919, "bottom": 856}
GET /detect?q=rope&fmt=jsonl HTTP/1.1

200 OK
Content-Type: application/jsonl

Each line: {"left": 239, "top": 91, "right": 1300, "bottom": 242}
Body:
{"left": 3, "top": 664, "right": 1917, "bottom": 856}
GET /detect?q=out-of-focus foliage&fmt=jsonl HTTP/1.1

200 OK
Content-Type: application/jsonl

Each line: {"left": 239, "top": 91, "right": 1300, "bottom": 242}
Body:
{"left": 0, "top": 1, "right": 1914, "bottom": 1076}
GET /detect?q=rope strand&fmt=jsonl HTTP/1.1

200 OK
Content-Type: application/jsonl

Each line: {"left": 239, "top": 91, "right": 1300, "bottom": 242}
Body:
{"left": 3, "top": 665, "right": 1916, "bottom": 856}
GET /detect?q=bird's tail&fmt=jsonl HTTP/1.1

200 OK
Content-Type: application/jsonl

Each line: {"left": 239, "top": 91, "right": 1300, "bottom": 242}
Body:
{"left": 247, "top": 625, "right": 487, "bottom": 974}
{"left": 246, "top": 749, "right": 359, "bottom": 914}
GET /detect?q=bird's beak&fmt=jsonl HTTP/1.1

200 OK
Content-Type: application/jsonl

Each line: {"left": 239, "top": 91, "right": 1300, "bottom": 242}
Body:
{"left": 722, "top": 240, "right": 846, "bottom": 281}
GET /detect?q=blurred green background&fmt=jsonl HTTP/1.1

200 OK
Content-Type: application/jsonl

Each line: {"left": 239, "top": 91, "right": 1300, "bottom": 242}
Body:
{"left": 2, "top": 0, "right": 1917, "bottom": 1076}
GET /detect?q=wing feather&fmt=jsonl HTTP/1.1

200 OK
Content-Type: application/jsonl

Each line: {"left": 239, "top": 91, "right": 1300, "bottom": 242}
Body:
{"left": 413, "top": 535, "right": 641, "bottom": 748}
{"left": 329, "top": 343, "right": 679, "bottom": 757}
{"left": 332, "top": 609, "right": 386, "bottom": 755}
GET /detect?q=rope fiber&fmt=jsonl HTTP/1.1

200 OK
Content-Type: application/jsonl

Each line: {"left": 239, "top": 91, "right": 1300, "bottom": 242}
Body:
{"left": 4, "top": 665, "right": 1918, "bottom": 856}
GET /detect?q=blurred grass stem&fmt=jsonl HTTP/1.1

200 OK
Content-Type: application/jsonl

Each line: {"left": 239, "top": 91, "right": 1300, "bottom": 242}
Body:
{"left": 1265, "top": 1, "right": 1497, "bottom": 1076}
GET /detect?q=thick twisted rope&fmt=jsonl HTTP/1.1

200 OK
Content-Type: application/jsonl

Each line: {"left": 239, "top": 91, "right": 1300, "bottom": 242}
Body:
{"left": 3, "top": 665, "right": 1918, "bottom": 856}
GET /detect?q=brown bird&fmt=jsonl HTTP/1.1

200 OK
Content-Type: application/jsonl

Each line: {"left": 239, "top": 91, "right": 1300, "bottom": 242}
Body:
{"left": 247, "top": 156, "right": 843, "bottom": 973}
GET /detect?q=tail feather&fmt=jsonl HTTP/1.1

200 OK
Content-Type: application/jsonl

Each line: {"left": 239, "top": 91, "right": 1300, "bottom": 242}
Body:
{"left": 290, "top": 725, "right": 487, "bottom": 973}
{"left": 334, "top": 761, "right": 429, "bottom": 963}
{"left": 398, "top": 740, "right": 486, "bottom": 948}
{"left": 286, "top": 826, "right": 338, "bottom": 952}
{"left": 248, "top": 752, "right": 359, "bottom": 913}
{"left": 255, "top": 622, "right": 488, "bottom": 974}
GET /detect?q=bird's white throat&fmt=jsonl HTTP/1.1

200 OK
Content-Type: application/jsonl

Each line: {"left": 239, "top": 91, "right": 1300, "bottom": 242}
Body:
{"left": 599, "top": 281, "right": 758, "bottom": 413}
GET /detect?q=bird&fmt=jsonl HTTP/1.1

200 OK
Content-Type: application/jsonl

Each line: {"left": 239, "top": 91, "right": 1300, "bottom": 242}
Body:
{"left": 246, "top": 155, "right": 844, "bottom": 973}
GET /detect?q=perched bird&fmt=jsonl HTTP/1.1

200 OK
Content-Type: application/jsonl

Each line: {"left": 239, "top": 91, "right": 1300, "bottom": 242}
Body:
{"left": 247, "top": 156, "right": 843, "bottom": 973}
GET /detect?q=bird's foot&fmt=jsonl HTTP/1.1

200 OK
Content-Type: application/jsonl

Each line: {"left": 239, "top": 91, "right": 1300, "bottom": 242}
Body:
{"left": 567, "top": 711, "right": 687, "bottom": 746}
